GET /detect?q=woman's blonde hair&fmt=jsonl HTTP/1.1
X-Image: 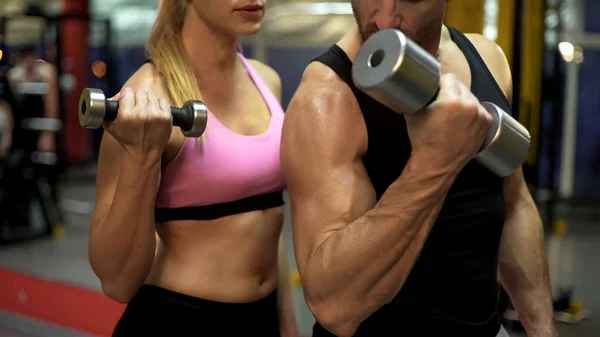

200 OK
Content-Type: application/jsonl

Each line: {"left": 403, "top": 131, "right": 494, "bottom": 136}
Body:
{"left": 146, "top": 0, "right": 200, "bottom": 108}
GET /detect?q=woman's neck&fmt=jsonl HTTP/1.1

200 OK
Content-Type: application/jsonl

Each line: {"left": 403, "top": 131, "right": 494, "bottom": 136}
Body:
{"left": 181, "top": 8, "right": 240, "bottom": 83}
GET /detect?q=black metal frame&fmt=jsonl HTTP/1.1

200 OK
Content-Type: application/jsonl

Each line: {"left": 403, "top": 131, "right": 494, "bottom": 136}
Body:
{"left": 0, "top": 10, "right": 116, "bottom": 117}
{"left": 0, "top": 9, "right": 115, "bottom": 243}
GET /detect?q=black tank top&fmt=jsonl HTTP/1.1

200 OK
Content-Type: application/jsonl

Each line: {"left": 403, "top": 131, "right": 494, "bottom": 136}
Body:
{"left": 311, "top": 27, "right": 509, "bottom": 337}
{"left": 13, "top": 66, "right": 46, "bottom": 120}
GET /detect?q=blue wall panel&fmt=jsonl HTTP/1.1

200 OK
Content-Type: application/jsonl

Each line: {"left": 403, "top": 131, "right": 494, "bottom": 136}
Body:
{"left": 113, "top": 46, "right": 148, "bottom": 88}
{"left": 538, "top": 101, "right": 554, "bottom": 189}
{"left": 540, "top": 47, "right": 600, "bottom": 198}
{"left": 240, "top": 44, "right": 254, "bottom": 59}
{"left": 537, "top": 50, "right": 566, "bottom": 191}
{"left": 574, "top": 50, "right": 600, "bottom": 197}
{"left": 585, "top": 0, "right": 600, "bottom": 33}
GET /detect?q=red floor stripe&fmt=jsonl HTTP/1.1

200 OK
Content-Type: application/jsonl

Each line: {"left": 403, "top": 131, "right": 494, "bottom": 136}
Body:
{"left": 0, "top": 268, "right": 125, "bottom": 336}
{"left": 0, "top": 268, "right": 311, "bottom": 337}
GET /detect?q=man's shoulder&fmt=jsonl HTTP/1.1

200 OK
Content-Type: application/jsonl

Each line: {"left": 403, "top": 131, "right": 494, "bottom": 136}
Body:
{"left": 297, "top": 59, "right": 355, "bottom": 102}
{"left": 282, "top": 56, "right": 368, "bottom": 164}
{"left": 464, "top": 33, "right": 510, "bottom": 67}
{"left": 285, "top": 58, "right": 363, "bottom": 133}
{"left": 463, "top": 33, "right": 513, "bottom": 101}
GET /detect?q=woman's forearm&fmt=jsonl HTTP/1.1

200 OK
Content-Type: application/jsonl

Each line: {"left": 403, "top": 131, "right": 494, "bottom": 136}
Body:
{"left": 89, "top": 154, "right": 161, "bottom": 302}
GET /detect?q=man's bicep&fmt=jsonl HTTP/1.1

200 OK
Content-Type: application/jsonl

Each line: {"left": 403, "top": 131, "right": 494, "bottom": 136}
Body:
{"left": 286, "top": 158, "right": 375, "bottom": 263}
{"left": 281, "top": 75, "right": 375, "bottom": 271}
{"left": 503, "top": 167, "right": 534, "bottom": 214}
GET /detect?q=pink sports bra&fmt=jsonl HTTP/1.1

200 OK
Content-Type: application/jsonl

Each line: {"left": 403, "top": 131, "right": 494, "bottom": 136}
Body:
{"left": 153, "top": 53, "right": 286, "bottom": 222}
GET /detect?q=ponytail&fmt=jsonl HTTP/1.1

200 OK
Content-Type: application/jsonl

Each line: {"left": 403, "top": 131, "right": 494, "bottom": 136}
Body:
{"left": 146, "top": 0, "right": 200, "bottom": 108}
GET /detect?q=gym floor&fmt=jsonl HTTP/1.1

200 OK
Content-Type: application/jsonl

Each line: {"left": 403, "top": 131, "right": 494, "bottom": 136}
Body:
{"left": 0, "top": 166, "right": 598, "bottom": 337}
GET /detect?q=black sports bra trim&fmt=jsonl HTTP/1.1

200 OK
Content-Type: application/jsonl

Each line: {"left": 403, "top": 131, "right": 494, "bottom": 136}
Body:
{"left": 154, "top": 191, "right": 285, "bottom": 222}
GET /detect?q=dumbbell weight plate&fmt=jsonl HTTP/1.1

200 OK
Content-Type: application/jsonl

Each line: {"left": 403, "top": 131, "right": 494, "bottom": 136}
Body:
{"left": 79, "top": 88, "right": 108, "bottom": 130}
{"left": 478, "top": 102, "right": 531, "bottom": 177}
{"left": 352, "top": 28, "right": 440, "bottom": 114}
{"left": 179, "top": 100, "right": 208, "bottom": 138}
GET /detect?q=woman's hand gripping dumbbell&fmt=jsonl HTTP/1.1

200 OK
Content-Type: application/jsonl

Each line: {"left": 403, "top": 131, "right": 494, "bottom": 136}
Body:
{"left": 79, "top": 88, "right": 208, "bottom": 151}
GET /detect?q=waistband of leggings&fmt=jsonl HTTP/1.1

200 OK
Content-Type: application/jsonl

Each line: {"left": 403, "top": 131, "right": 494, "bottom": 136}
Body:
{"left": 134, "top": 284, "right": 277, "bottom": 312}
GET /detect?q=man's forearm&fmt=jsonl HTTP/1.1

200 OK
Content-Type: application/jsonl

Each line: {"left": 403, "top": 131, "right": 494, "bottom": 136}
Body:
{"left": 304, "top": 155, "right": 458, "bottom": 329}
{"left": 499, "top": 197, "right": 556, "bottom": 337}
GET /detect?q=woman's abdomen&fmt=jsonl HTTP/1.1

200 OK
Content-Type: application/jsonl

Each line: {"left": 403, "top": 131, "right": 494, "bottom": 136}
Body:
{"left": 146, "top": 206, "right": 284, "bottom": 303}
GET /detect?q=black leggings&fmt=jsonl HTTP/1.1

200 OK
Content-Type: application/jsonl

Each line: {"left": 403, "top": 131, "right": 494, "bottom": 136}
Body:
{"left": 112, "top": 284, "right": 280, "bottom": 336}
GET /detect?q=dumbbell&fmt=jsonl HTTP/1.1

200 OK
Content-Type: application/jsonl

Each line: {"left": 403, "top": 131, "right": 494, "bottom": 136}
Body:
{"left": 78, "top": 88, "right": 208, "bottom": 138}
{"left": 352, "top": 29, "right": 531, "bottom": 177}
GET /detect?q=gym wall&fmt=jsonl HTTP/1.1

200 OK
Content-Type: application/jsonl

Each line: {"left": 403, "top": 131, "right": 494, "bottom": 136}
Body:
{"left": 573, "top": 0, "right": 600, "bottom": 198}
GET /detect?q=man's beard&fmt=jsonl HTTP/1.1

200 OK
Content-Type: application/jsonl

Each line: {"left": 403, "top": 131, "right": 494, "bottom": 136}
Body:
{"left": 358, "top": 22, "right": 379, "bottom": 42}
{"left": 351, "top": 3, "right": 378, "bottom": 41}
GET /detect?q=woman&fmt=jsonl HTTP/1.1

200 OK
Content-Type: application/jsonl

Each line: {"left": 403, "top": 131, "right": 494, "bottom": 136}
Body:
{"left": 88, "top": 1, "right": 298, "bottom": 336}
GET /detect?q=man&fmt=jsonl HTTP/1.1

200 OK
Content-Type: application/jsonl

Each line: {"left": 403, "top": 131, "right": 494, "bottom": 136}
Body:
{"left": 7, "top": 44, "right": 63, "bottom": 234}
{"left": 281, "top": 1, "right": 556, "bottom": 337}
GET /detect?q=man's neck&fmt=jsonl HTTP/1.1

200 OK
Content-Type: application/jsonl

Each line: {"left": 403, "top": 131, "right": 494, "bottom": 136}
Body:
{"left": 180, "top": 9, "right": 240, "bottom": 83}
{"left": 435, "top": 25, "right": 454, "bottom": 60}
{"left": 336, "top": 25, "right": 363, "bottom": 62}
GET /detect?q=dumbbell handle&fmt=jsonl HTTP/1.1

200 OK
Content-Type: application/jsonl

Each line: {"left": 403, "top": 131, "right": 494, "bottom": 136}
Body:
{"left": 79, "top": 88, "right": 208, "bottom": 138}
{"left": 102, "top": 99, "right": 194, "bottom": 131}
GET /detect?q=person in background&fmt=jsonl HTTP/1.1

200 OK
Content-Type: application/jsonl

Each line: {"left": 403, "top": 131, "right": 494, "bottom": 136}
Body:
{"left": 7, "top": 44, "right": 60, "bottom": 155}
{"left": 88, "top": 1, "right": 298, "bottom": 336}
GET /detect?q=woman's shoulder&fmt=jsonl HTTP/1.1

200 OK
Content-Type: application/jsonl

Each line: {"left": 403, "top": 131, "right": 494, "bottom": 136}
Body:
{"left": 122, "top": 62, "right": 171, "bottom": 102}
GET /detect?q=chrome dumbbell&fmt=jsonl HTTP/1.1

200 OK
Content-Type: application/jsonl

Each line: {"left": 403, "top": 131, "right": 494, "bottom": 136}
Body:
{"left": 352, "top": 28, "right": 531, "bottom": 177}
{"left": 78, "top": 88, "right": 208, "bottom": 138}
